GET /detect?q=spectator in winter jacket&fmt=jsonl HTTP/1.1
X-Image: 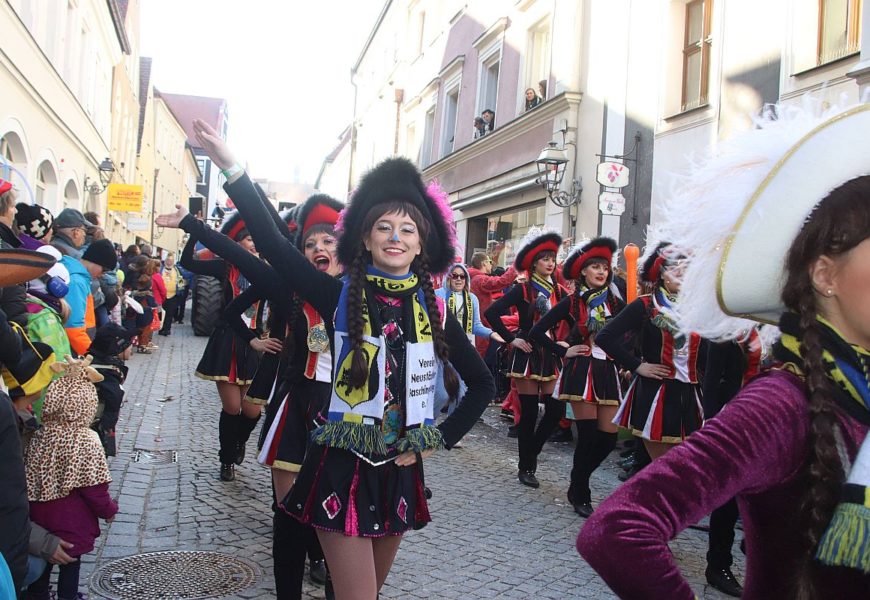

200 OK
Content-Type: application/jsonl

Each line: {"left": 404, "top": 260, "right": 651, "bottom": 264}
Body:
{"left": 435, "top": 262, "right": 500, "bottom": 344}
{"left": 87, "top": 324, "right": 136, "bottom": 456}
{"left": 62, "top": 240, "right": 118, "bottom": 356}
{"left": 50, "top": 209, "right": 94, "bottom": 259}
{"left": 468, "top": 251, "right": 518, "bottom": 356}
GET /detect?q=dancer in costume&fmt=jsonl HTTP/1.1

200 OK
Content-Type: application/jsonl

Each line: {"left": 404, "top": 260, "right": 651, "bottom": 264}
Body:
{"left": 578, "top": 101, "right": 870, "bottom": 598}
{"left": 179, "top": 212, "right": 264, "bottom": 482}
{"left": 160, "top": 196, "right": 342, "bottom": 599}
{"left": 485, "top": 229, "right": 565, "bottom": 488}
{"left": 595, "top": 242, "right": 706, "bottom": 460}
{"left": 190, "top": 118, "right": 493, "bottom": 600}
{"left": 529, "top": 237, "right": 624, "bottom": 517}
{"left": 699, "top": 326, "right": 763, "bottom": 596}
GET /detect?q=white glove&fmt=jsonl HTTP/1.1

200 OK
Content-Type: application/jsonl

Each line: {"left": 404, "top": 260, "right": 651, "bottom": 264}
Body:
{"left": 125, "top": 292, "right": 144, "bottom": 315}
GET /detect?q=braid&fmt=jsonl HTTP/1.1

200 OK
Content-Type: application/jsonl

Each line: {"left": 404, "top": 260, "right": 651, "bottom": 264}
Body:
{"left": 793, "top": 294, "right": 845, "bottom": 599}
{"left": 347, "top": 248, "right": 369, "bottom": 388}
{"left": 415, "top": 255, "right": 459, "bottom": 400}
{"left": 282, "top": 294, "right": 304, "bottom": 365}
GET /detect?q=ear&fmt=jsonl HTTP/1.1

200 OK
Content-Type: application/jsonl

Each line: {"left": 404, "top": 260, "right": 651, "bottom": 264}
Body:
{"left": 85, "top": 367, "right": 104, "bottom": 383}
{"left": 809, "top": 254, "right": 838, "bottom": 297}
{"left": 363, "top": 233, "right": 371, "bottom": 252}
{"left": 50, "top": 362, "right": 66, "bottom": 374}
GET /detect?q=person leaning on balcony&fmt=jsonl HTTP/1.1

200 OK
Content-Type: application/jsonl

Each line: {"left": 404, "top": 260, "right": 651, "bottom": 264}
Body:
{"left": 482, "top": 109, "right": 495, "bottom": 132}
{"left": 473, "top": 117, "right": 487, "bottom": 139}
{"left": 524, "top": 88, "right": 542, "bottom": 111}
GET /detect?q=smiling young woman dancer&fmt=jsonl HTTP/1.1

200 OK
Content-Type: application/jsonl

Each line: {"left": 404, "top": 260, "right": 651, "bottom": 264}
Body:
{"left": 485, "top": 229, "right": 565, "bottom": 488}
{"left": 529, "top": 237, "right": 624, "bottom": 517}
{"left": 578, "top": 102, "right": 870, "bottom": 598}
{"left": 179, "top": 211, "right": 264, "bottom": 482}
{"left": 159, "top": 194, "right": 342, "bottom": 599}
{"left": 189, "top": 118, "right": 493, "bottom": 600}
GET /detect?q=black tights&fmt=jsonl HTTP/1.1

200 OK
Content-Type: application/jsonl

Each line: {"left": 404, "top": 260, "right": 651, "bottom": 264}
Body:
{"left": 568, "top": 420, "right": 617, "bottom": 504}
{"left": 517, "top": 393, "right": 564, "bottom": 472}
{"left": 707, "top": 497, "right": 739, "bottom": 569}
{"left": 28, "top": 560, "right": 81, "bottom": 600}
{"left": 273, "top": 509, "right": 324, "bottom": 599}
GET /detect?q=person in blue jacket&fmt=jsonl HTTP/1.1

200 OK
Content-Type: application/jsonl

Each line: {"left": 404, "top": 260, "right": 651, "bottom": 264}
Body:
{"left": 435, "top": 262, "right": 502, "bottom": 345}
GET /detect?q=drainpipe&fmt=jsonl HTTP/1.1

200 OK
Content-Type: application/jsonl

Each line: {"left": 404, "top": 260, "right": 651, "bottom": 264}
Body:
{"left": 150, "top": 167, "right": 159, "bottom": 245}
{"left": 347, "top": 69, "right": 359, "bottom": 196}
{"left": 393, "top": 88, "right": 404, "bottom": 155}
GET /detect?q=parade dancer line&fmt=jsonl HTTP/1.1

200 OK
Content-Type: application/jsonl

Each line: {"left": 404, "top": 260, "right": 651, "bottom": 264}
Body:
{"left": 191, "top": 118, "right": 493, "bottom": 600}
{"left": 179, "top": 212, "right": 264, "bottom": 482}
{"left": 485, "top": 229, "right": 565, "bottom": 488}
{"left": 529, "top": 237, "right": 624, "bottom": 517}
{"left": 578, "top": 101, "right": 870, "bottom": 598}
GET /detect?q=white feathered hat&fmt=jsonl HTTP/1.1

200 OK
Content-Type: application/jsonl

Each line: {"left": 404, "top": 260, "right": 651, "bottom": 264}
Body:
{"left": 659, "top": 98, "right": 870, "bottom": 340}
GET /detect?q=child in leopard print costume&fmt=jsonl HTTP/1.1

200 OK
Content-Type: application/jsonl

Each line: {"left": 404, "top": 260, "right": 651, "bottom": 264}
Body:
{"left": 24, "top": 356, "right": 118, "bottom": 600}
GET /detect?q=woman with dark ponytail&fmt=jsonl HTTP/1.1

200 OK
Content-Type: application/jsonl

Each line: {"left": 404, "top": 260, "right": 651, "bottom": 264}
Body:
{"left": 529, "top": 237, "right": 625, "bottom": 517}
{"left": 485, "top": 228, "right": 565, "bottom": 489}
{"left": 189, "top": 119, "right": 493, "bottom": 600}
{"left": 577, "top": 102, "right": 870, "bottom": 598}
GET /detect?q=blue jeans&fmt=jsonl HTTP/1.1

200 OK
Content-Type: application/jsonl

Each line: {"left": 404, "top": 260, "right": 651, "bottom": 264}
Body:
{"left": 23, "top": 555, "right": 46, "bottom": 589}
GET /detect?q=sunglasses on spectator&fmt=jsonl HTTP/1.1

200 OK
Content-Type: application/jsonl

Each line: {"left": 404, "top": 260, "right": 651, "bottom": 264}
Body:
{"left": 449, "top": 273, "right": 467, "bottom": 280}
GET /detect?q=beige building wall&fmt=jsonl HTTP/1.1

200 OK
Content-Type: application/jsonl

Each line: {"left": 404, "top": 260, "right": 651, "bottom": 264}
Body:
{"left": 150, "top": 97, "right": 188, "bottom": 255}
{"left": 134, "top": 80, "right": 156, "bottom": 244}
{"left": 1, "top": 0, "right": 124, "bottom": 220}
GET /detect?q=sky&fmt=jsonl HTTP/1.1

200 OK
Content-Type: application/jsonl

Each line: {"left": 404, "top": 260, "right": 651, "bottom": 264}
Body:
{"left": 139, "top": 0, "right": 384, "bottom": 185}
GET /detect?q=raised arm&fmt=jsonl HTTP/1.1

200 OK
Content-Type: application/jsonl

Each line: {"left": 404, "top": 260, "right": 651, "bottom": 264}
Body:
{"left": 437, "top": 314, "right": 495, "bottom": 447}
{"left": 577, "top": 372, "right": 809, "bottom": 599}
{"left": 179, "top": 229, "right": 224, "bottom": 278}
{"left": 470, "top": 266, "right": 517, "bottom": 294}
{"left": 222, "top": 286, "right": 263, "bottom": 344}
{"left": 529, "top": 294, "right": 572, "bottom": 357}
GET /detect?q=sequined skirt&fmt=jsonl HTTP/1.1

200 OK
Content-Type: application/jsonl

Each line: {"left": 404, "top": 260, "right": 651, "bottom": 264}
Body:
{"left": 280, "top": 444, "right": 431, "bottom": 537}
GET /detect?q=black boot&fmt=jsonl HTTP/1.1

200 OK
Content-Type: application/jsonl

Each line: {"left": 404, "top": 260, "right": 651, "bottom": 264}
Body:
{"left": 235, "top": 413, "right": 261, "bottom": 465}
{"left": 273, "top": 509, "right": 308, "bottom": 600}
{"left": 218, "top": 411, "right": 238, "bottom": 480}
{"left": 568, "top": 420, "right": 597, "bottom": 515}
{"left": 705, "top": 566, "right": 743, "bottom": 597}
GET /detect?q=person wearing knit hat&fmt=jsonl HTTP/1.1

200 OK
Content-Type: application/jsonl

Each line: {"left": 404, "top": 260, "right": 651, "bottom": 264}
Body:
{"left": 578, "top": 101, "right": 870, "bottom": 598}
{"left": 485, "top": 227, "right": 565, "bottom": 489}
{"left": 87, "top": 324, "right": 136, "bottom": 456}
{"left": 190, "top": 117, "right": 493, "bottom": 600}
{"left": 528, "top": 237, "right": 625, "bottom": 518}
{"left": 16, "top": 203, "right": 54, "bottom": 244}
{"left": 81, "top": 239, "right": 117, "bottom": 276}
{"left": 593, "top": 240, "right": 706, "bottom": 462}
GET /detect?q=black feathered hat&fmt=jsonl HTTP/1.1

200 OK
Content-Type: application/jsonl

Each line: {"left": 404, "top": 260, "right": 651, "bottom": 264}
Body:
{"left": 219, "top": 210, "right": 249, "bottom": 242}
{"left": 562, "top": 237, "right": 617, "bottom": 281}
{"left": 513, "top": 229, "right": 562, "bottom": 272}
{"left": 336, "top": 157, "right": 456, "bottom": 274}
{"left": 293, "top": 194, "right": 343, "bottom": 251}
{"left": 640, "top": 241, "right": 671, "bottom": 283}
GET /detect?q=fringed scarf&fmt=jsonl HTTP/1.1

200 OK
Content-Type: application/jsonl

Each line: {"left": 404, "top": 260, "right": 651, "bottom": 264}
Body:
{"left": 448, "top": 289, "right": 473, "bottom": 334}
{"left": 315, "top": 266, "right": 444, "bottom": 456}
{"left": 774, "top": 312, "right": 870, "bottom": 573}
{"left": 651, "top": 287, "right": 685, "bottom": 349}
{"left": 581, "top": 285, "right": 610, "bottom": 335}
{"left": 530, "top": 273, "right": 556, "bottom": 317}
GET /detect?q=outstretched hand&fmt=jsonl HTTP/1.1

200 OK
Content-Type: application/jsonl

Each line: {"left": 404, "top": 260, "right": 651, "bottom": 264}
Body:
{"left": 192, "top": 119, "right": 237, "bottom": 171}
{"left": 156, "top": 204, "right": 189, "bottom": 229}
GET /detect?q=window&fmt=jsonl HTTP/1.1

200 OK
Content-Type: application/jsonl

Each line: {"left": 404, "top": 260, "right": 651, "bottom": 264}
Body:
{"left": 35, "top": 161, "right": 58, "bottom": 211}
{"left": 420, "top": 106, "right": 436, "bottom": 168}
{"left": 681, "top": 0, "right": 712, "bottom": 112}
{"left": 440, "top": 83, "right": 460, "bottom": 158}
{"left": 196, "top": 158, "right": 208, "bottom": 183}
{"left": 478, "top": 47, "right": 501, "bottom": 118}
{"left": 524, "top": 17, "right": 551, "bottom": 110}
{"left": 405, "top": 123, "right": 417, "bottom": 161}
{"left": 818, "top": 0, "right": 862, "bottom": 64}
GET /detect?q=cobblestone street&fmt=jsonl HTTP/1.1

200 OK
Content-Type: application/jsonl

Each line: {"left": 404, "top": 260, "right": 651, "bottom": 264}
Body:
{"left": 81, "top": 323, "right": 745, "bottom": 599}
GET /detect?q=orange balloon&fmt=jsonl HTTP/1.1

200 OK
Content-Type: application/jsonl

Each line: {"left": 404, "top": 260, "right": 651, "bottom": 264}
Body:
{"left": 624, "top": 243, "right": 640, "bottom": 303}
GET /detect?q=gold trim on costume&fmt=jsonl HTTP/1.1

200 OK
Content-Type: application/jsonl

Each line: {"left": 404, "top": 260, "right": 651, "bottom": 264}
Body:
{"left": 271, "top": 460, "right": 302, "bottom": 473}
{"left": 194, "top": 371, "right": 254, "bottom": 385}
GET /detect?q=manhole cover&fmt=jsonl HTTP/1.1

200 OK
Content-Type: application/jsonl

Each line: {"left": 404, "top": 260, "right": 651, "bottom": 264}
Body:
{"left": 131, "top": 450, "right": 177, "bottom": 465}
{"left": 90, "top": 551, "right": 258, "bottom": 599}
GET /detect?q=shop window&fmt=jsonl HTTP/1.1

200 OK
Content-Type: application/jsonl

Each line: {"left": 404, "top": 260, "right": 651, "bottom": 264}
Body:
{"left": 681, "top": 0, "right": 713, "bottom": 112}
{"left": 483, "top": 203, "right": 547, "bottom": 269}
{"left": 440, "top": 83, "right": 460, "bottom": 158}
{"left": 818, "top": 0, "right": 862, "bottom": 65}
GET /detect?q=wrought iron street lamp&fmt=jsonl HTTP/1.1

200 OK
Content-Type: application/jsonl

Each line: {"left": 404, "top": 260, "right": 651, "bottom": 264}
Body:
{"left": 535, "top": 142, "right": 581, "bottom": 207}
{"left": 84, "top": 158, "right": 116, "bottom": 194}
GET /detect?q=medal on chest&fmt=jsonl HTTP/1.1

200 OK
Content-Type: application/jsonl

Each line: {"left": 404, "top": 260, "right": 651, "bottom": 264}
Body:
{"left": 307, "top": 322, "right": 329, "bottom": 353}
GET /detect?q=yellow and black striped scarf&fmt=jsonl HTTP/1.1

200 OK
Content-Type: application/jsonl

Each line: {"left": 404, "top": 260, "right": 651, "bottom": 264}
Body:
{"left": 447, "top": 290, "right": 473, "bottom": 334}
{"left": 774, "top": 312, "right": 870, "bottom": 573}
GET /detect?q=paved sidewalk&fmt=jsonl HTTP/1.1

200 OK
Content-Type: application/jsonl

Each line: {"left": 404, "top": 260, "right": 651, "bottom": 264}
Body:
{"left": 81, "top": 323, "right": 744, "bottom": 599}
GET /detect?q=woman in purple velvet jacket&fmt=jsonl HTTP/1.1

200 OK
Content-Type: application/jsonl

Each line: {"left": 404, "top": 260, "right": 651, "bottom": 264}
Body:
{"left": 577, "top": 103, "right": 870, "bottom": 598}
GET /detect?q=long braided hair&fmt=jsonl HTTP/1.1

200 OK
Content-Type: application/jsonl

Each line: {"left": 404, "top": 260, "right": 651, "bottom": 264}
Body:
{"left": 780, "top": 175, "right": 870, "bottom": 598}
{"left": 345, "top": 200, "right": 459, "bottom": 400}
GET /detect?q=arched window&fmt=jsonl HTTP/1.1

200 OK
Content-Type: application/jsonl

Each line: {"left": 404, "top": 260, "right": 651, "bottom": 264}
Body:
{"left": 64, "top": 179, "right": 80, "bottom": 211}
{"left": 35, "top": 160, "right": 59, "bottom": 212}
{"left": 0, "top": 132, "right": 28, "bottom": 180}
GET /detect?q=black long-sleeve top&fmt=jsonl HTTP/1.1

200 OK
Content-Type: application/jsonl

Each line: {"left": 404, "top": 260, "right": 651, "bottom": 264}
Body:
{"left": 484, "top": 282, "right": 562, "bottom": 345}
{"left": 702, "top": 341, "right": 749, "bottom": 419}
{"left": 596, "top": 297, "right": 706, "bottom": 382}
{"left": 224, "top": 172, "right": 493, "bottom": 448}
{"left": 528, "top": 295, "right": 574, "bottom": 358}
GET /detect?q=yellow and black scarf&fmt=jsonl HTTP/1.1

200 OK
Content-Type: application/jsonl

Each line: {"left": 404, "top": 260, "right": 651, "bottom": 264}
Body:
{"left": 448, "top": 289, "right": 473, "bottom": 334}
{"left": 774, "top": 312, "right": 870, "bottom": 573}
{"left": 315, "top": 266, "right": 443, "bottom": 456}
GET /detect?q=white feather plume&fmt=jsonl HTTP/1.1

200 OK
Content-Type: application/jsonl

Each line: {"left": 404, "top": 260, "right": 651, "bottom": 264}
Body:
{"left": 656, "top": 94, "right": 856, "bottom": 341}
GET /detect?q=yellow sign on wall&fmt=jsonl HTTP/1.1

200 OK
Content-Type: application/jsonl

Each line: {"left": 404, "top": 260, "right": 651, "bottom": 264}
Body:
{"left": 107, "top": 184, "right": 144, "bottom": 212}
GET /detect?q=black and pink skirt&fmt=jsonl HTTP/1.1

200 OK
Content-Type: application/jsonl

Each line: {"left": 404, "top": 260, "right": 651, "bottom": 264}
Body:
{"left": 280, "top": 444, "right": 431, "bottom": 537}
{"left": 555, "top": 356, "right": 622, "bottom": 406}
{"left": 507, "top": 339, "right": 560, "bottom": 382}
{"left": 613, "top": 376, "right": 703, "bottom": 443}
{"left": 258, "top": 379, "right": 330, "bottom": 472}
{"left": 195, "top": 322, "right": 260, "bottom": 385}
